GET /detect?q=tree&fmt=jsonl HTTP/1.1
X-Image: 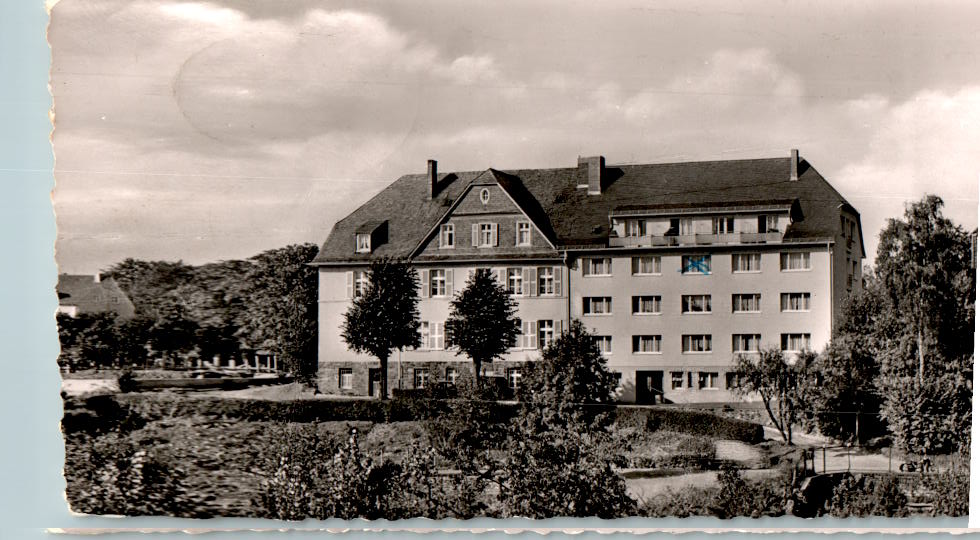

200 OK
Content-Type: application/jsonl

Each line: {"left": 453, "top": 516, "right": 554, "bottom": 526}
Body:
{"left": 240, "top": 244, "right": 320, "bottom": 377}
{"left": 732, "top": 346, "right": 814, "bottom": 445}
{"left": 499, "top": 320, "right": 635, "bottom": 517}
{"left": 341, "top": 259, "right": 421, "bottom": 400}
{"left": 104, "top": 259, "right": 195, "bottom": 319}
{"left": 445, "top": 268, "right": 520, "bottom": 382}
{"left": 146, "top": 303, "right": 199, "bottom": 367}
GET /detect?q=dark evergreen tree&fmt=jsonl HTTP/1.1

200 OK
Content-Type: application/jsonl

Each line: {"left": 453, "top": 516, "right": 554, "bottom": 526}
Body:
{"left": 341, "top": 258, "right": 421, "bottom": 400}
{"left": 445, "top": 268, "right": 520, "bottom": 382}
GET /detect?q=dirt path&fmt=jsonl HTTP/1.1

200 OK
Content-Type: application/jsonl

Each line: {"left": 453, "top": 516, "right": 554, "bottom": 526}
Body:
{"left": 61, "top": 378, "right": 118, "bottom": 396}
{"left": 714, "top": 440, "right": 762, "bottom": 463}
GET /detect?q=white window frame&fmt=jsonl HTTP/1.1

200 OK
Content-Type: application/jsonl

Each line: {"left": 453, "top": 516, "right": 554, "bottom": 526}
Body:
{"left": 780, "top": 252, "right": 811, "bottom": 272}
{"left": 445, "top": 367, "right": 458, "bottom": 385}
{"left": 682, "top": 334, "right": 712, "bottom": 354}
{"left": 439, "top": 223, "right": 454, "bottom": 249}
{"left": 732, "top": 253, "right": 761, "bottom": 273}
{"left": 413, "top": 368, "right": 430, "bottom": 389}
{"left": 538, "top": 320, "right": 555, "bottom": 349}
{"left": 732, "top": 293, "right": 761, "bottom": 313}
{"left": 582, "top": 257, "right": 612, "bottom": 277}
{"left": 781, "top": 333, "right": 811, "bottom": 353}
{"left": 506, "top": 268, "right": 523, "bottom": 296}
{"left": 670, "top": 371, "right": 684, "bottom": 389}
{"left": 713, "top": 216, "right": 735, "bottom": 234}
{"left": 681, "top": 254, "right": 711, "bottom": 275}
{"left": 479, "top": 223, "right": 495, "bottom": 247}
{"left": 592, "top": 335, "right": 612, "bottom": 355}
{"left": 679, "top": 218, "right": 695, "bottom": 235}
{"left": 583, "top": 296, "right": 613, "bottom": 316}
{"left": 780, "top": 292, "right": 811, "bottom": 312}
{"left": 632, "top": 335, "right": 662, "bottom": 354}
{"left": 507, "top": 368, "right": 522, "bottom": 390}
{"left": 516, "top": 221, "right": 532, "bottom": 246}
{"left": 537, "top": 267, "right": 557, "bottom": 296}
{"left": 626, "top": 219, "right": 646, "bottom": 237}
{"left": 732, "top": 334, "right": 762, "bottom": 354}
{"left": 681, "top": 294, "right": 712, "bottom": 314}
{"left": 698, "top": 371, "right": 720, "bottom": 390}
{"left": 430, "top": 269, "right": 447, "bottom": 297}
{"left": 339, "top": 368, "right": 353, "bottom": 390}
{"left": 353, "top": 270, "right": 369, "bottom": 298}
{"left": 420, "top": 321, "right": 445, "bottom": 350}
{"left": 355, "top": 233, "right": 371, "bottom": 253}
{"left": 631, "top": 255, "right": 661, "bottom": 275}
{"left": 632, "top": 295, "right": 662, "bottom": 315}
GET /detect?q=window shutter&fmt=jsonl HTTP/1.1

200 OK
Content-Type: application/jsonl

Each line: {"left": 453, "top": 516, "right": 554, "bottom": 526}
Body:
{"left": 529, "top": 268, "right": 538, "bottom": 296}
{"left": 515, "top": 221, "right": 520, "bottom": 245}
{"left": 472, "top": 224, "right": 479, "bottom": 246}
{"left": 420, "top": 269, "right": 430, "bottom": 298}
{"left": 446, "top": 269, "right": 454, "bottom": 296}
{"left": 496, "top": 268, "right": 505, "bottom": 286}
{"left": 491, "top": 223, "right": 498, "bottom": 246}
{"left": 345, "top": 271, "right": 354, "bottom": 299}
{"left": 553, "top": 266, "right": 562, "bottom": 296}
{"left": 421, "top": 322, "right": 429, "bottom": 349}
{"left": 521, "top": 321, "right": 530, "bottom": 348}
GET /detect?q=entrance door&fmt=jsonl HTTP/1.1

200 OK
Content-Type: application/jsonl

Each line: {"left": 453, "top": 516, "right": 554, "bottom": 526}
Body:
{"left": 368, "top": 368, "right": 381, "bottom": 398}
{"left": 636, "top": 370, "right": 664, "bottom": 404}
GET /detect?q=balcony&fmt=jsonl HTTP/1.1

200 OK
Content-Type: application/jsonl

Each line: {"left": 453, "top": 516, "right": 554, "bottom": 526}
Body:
{"left": 609, "top": 231, "right": 782, "bottom": 248}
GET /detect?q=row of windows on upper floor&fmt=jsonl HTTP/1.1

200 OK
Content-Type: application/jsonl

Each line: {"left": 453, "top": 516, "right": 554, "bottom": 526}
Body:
{"left": 584, "top": 293, "right": 811, "bottom": 315}
{"left": 583, "top": 252, "right": 811, "bottom": 276}
{"left": 343, "top": 253, "right": 812, "bottom": 299}
{"left": 619, "top": 214, "right": 783, "bottom": 237}
{"left": 435, "top": 221, "right": 535, "bottom": 249}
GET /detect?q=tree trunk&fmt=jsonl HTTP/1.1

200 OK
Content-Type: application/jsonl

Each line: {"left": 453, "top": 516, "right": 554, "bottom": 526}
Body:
{"left": 473, "top": 359, "right": 482, "bottom": 386}
{"left": 379, "top": 354, "right": 389, "bottom": 401}
{"left": 916, "top": 326, "right": 925, "bottom": 383}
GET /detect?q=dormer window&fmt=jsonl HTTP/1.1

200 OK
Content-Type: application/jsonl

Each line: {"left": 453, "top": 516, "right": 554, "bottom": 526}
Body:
{"left": 355, "top": 234, "right": 371, "bottom": 253}
{"left": 713, "top": 216, "right": 735, "bottom": 234}
{"left": 626, "top": 219, "right": 646, "bottom": 237}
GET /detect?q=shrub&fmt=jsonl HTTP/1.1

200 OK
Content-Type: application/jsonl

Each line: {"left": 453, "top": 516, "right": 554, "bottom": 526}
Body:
{"left": 827, "top": 474, "right": 909, "bottom": 517}
{"left": 925, "top": 470, "right": 970, "bottom": 516}
{"left": 617, "top": 407, "right": 763, "bottom": 444}
{"left": 640, "top": 486, "right": 718, "bottom": 517}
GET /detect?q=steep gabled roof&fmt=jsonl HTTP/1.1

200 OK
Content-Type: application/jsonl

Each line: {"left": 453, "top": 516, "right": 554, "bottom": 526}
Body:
{"left": 311, "top": 155, "right": 864, "bottom": 264}
{"left": 56, "top": 274, "right": 136, "bottom": 319}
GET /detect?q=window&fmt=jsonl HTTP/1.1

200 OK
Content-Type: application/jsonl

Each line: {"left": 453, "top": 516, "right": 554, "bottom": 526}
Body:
{"left": 592, "top": 335, "right": 612, "bottom": 355}
{"left": 679, "top": 218, "right": 695, "bottom": 235}
{"left": 681, "top": 294, "right": 712, "bottom": 314}
{"left": 759, "top": 214, "right": 780, "bottom": 233}
{"left": 439, "top": 224, "right": 454, "bottom": 248}
{"left": 516, "top": 221, "right": 531, "bottom": 246}
{"left": 583, "top": 296, "right": 613, "bottom": 315}
{"left": 726, "top": 372, "right": 738, "bottom": 389}
{"left": 506, "top": 268, "right": 523, "bottom": 295}
{"left": 780, "top": 252, "right": 811, "bottom": 271}
{"left": 713, "top": 216, "right": 735, "bottom": 234}
{"left": 413, "top": 368, "right": 430, "bottom": 389}
{"left": 632, "top": 295, "right": 662, "bottom": 315}
{"left": 582, "top": 257, "right": 612, "bottom": 276}
{"left": 632, "top": 335, "right": 662, "bottom": 354}
{"left": 732, "top": 293, "right": 761, "bottom": 313}
{"left": 681, "top": 254, "right": 711, "bottom": 274}
{"left": 781, "top": 333, "right": 811, "bottom": 352}
{"left": 632, "top": 255, "right": 661, "bottom": 275}
{"left": 445, "top": 367, "right": 458, "bottom": 385}
{"left": 339, "top": 368, "right": 353, "bottom": 390}
{"left": 537, "top": 266, "right": 558, "bottom": 295}
{"left": 732, "top": 334, "right": 762, "bottom": 353}
{"left": 430, "top": 269, "right": 448, "bottom": 297}
{"left": 538, "top": 320, "right": 555, "bottom": 349}
{"left": 670, "top": 371, "right": 684, "bottom": 389}
{"left": 732, "top": 253, "right": 761, "bottom": 273}
{"left": 780, "top": 292, "right": 811, "bottom": 312}
{"left": 520, "top": 320, "right": 538, "bottom": 349}
{"left": 698, "top": 372, "right": 719, "bottom": 389}
{"left": 476, "top": 223, "right": 497, "bottom": 247}
{"left": 480, "top": 188, "right": 490, "bottom": 204}
{"left": 626, "top": 219, "right": 646, "bottom": 237}
{"left": 355, "top": 233, "right": 371, "bottom": 253}
{"left": 507, "top": 368, "right": 522, "bottom": 390}
{"left": 353, "top": 270, "right": 369, "bottom": 298}
{"left": 420, "top": 321, "right": 445, "bottom": 349}
{"left": 682, "top": 334, "right": 712, "bottom": 353}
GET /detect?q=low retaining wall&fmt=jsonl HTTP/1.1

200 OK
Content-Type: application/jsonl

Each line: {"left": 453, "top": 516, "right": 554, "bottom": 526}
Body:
{"left": 124, "top": 376, "right": 293, "bottom": 391}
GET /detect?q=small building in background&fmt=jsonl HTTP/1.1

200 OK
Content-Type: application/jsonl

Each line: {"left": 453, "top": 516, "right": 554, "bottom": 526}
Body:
{"left": 56, "top": 273, "right": 136, "bottom": 319}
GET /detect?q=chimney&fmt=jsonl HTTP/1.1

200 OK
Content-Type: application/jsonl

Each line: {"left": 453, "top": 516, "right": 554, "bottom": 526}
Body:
{"left": 790, "top": 148, "right": 799, "bottom": 181}
{"left": 578, "top": 155, "right": 605, "bottom": 195}
{"left": 427, "top": 159, "right": 438, "bottom": 198}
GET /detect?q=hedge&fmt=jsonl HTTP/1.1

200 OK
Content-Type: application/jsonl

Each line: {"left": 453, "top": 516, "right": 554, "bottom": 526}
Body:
{"left": 616, "top": 407, "right": 763, "bottom": 444}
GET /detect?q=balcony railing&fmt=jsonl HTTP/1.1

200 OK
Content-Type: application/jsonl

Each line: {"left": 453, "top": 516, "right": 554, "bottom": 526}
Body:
{"left": 609, "top": 231, "right": 782, "bottom": 248}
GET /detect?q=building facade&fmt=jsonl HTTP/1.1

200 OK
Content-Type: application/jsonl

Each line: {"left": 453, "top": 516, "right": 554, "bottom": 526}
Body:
{"left": 312, "top": 151, "right": 864, "bottom": 402}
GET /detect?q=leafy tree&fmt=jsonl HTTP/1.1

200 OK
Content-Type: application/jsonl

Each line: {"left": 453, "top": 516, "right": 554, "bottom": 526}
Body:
{"left": 341, "top": 258, "right": 421, "bottom": 400}
{"left": 499, "top": 320, "right": 635, "bottom": 517}
{"left": 812, "top": 334, "right": 885, "bottom": 443}
{"left": 445, "top": 268, "right": 521, "bottom": 382}
{"left": 732, "top": 346, "right": 815, "bottom": 445}
{"left": 114, "top": 315, "right": 154, "bottom": 368}
{"left": 240, "top": 244, "right": 320, "bottom": 377}
{"left": 146, "top": 304, "right": 199, "bottom": 367}
{"left": 104, "top": 259, "right": 196, "bottom": 319}
{"left": 75, "top": 312, "right": 121, "bottom": 370}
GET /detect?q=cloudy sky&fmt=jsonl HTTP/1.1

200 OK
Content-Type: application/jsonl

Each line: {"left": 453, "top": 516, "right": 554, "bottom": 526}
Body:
{"left": 50, "top": 0, "right": 980, "bottom": 274}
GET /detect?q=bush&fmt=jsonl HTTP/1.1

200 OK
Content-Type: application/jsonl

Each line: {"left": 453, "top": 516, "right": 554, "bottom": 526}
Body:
{"left": 639, "top": 467, "right": 790, "bottom": 518}
{"left": 827, "top": 473, "right": 909, "bottom": 517}
{"left": 617, "top": 407, "right": 763, "bottom": 443}
{"left": 925, "top": 470, "right": 970, "bottom": 516}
